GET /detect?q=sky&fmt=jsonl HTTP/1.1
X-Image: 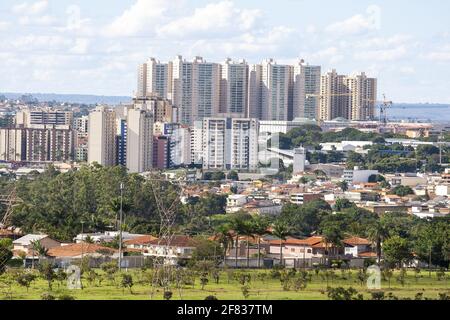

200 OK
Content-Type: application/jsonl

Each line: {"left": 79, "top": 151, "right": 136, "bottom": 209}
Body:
{"left": 0, "top": 0, "right": 450, "bottom": 103}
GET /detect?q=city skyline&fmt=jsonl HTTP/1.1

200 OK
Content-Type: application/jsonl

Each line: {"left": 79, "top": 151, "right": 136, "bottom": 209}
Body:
{"left": 0, "top": 0, "right": 450, "bottom": 103}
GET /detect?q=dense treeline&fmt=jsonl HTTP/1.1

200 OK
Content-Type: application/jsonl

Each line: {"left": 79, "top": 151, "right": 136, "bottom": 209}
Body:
{"left": 4, "top": 165, "right": 226, "bottom": 241}
{"left": 1, "top": 165, "right": 448, "bottom": 268}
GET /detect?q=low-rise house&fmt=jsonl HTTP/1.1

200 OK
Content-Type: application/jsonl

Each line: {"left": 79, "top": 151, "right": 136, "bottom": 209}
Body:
{"left": 47, "top": 243, "right": 119, "bottom": 259}
{"left": 343, "top": 237, "right": 373, "bottom": 258}
{"left": 13, "top": 234, "right": 60, "bottom": 257}
{"left": 124, "top": 235, "right": 159, "bottom": 252}
{"left": 290, "top": 192, "right": 323, "bottom": 205}
{"left": 143, "top": 235, "right": 197, "bottom": 265}
{"left": 268, "top": 236, "right": 333, "bottom": 259}
{"left": 73, "top": 231, "right": 145, "bottom": 244}
{"left": 242, "top": 200, "right": 282, "bottom": 216}
{"left": 226, "top": 194, "right": 248, "bottom": 213}
{"left": 411, "top": 205, "right": 449, "bottom": 219}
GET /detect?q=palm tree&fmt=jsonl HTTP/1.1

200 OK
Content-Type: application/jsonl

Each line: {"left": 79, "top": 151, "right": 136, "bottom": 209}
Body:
{"left": 214, "top": 224, "right": 234, "bottom": 265}
{"left": 230, "top": 213, "right": 251, "bottom": 268}
{"left": 30, "top": 240, "right": 49, "bottom": 267}
{"left": 367, "top": 220, "right": 389, "bottom": 265}
{"left": 337, "top": 180, "right": 349, "bottom": 192}
{"left": 251, "top": 216, "right": 270, "bottom": 268}
{"left": 272, "top": 221, "right": 291, "bottom": 267}
{"left": 242, "top": 221, "right": 255, "bottom": 269}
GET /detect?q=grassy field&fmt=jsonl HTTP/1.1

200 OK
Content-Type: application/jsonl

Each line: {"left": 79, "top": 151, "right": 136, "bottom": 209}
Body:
{"left": 1, "top": 269, "right": 449, "bottom": 300}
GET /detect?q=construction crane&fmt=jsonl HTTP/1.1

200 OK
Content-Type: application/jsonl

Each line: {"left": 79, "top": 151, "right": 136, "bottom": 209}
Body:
{"left": 306, "top": 93, "right": 393, "bottom": 123}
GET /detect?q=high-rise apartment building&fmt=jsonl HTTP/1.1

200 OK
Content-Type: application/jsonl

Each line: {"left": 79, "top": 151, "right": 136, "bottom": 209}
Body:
{"left": 202, "top": 118, "right": 229, "bottom": 170}
{"left": 247, "top": 64, "right": 263, "bottom": 119}
{"left": 344, "top": 72, "right": 377, "bottom": 121}
{"left": 319, "top": 70, "right": 349, "bottom": 121}
{"left": 16, "top": 108, "right": 74, "bottom": 128}
{"left": 172, "top": 56, "right": 220, "bottom": 125}
{"left": 126, "top": 106, "right": 153, "bottom": 173}
{"left": 220, "top": 59, "right": 249, "bottom": 117}
{"left": 293, "top": 60, "right": 321, "bottom": 120}
{"left": 23, "top": 127, "right": 74, "bottom": 162}
{"left": 0, "top": 128, "right": 24, "bottom": 162}
{"left": 137, "top": 63, "right": 147, "bottom": 98}
{"left": 88, "top": 106, "right": 117, "bottom": 166}
{"left": 197, "top": 117, "right": 259, "bottom": 171}
{"left": 260, "top": 59, "right": 293, "bottom": 121}
{"left": 145, "top": 58, "right": 172, "bottom": 99}
{"left": 231, "top": 118, "right": 259, "bottom": 171}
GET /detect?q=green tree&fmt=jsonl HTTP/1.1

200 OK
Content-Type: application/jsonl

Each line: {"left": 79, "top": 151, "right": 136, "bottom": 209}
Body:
{"left": 251, "top": 216, "right": 270, "bottom": 268}
{"left": 337, "top": 180, "right": 349, "bottom": 192}
{"left": 383, "top": 236, "right": 413, "bottom": 268}
{"left": 272, "top": 221, "right": 291, "bottom": 266}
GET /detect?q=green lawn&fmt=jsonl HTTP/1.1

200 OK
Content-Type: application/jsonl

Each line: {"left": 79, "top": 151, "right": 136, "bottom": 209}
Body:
{"left": 1, "top": 269, "right": 449, "bottom": 300}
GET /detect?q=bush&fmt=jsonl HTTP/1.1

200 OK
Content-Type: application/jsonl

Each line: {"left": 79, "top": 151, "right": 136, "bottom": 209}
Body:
{"left": 41, "top": 293, "right": 56, "bottom": 300}
{"left": 58, "top": 294, "right": 75, "bottom": 300}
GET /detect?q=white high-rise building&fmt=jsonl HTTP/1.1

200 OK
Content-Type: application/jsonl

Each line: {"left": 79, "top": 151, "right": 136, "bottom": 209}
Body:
{"left": 220, "top": 58, "right": 249, "bottom": 117}
{"left": 126, "top": 105, "right": 153, "bottom": 173}
{"left": 172, "top": 56, "right": 220, "bottom": 126}
{"left": 231, "top": 118, "right": 259, "bottom": 171}
{"left": 202, "top": 118, "right": 229, "bottom": 170}
{"left": 137, "top": 63, "right": 147, "bottom": 98}
{"left": 293, "top": 60, "right": 321, "bottom": 120}
{"left": 319, "top": 69, "right": 349, "bottom": 121}
{"left": 88, "top": 106, "right": 116, "bottom": 166}
{"left": 146, "top": 58, "right": 171, "bottom": 99}
{"left": 0, "top": 128, "right": 24, "bottom": 162}
{"left": 344, "top": 72, "right": 377, "bottom": 121}
{"left": 260, "top": 59, "right": 293, "bottom": 121}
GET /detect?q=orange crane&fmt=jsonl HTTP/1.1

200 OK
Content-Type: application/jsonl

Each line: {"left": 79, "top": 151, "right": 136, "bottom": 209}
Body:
{"left": 306, "top": 93, "right": 393, "bottom": 123}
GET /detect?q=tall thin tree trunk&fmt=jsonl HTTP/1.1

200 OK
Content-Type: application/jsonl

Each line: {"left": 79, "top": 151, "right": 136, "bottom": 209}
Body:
{"left": 279, "top": 242, "right": 283, "bottom": 267}
{"left": 246, "top": 237, "right": 250, "bottom": 269}
{"left": 257, "top": 238, "right": 261, "bottom": 268}
{"left": 235, "top": 234, "right": 239, "bottom": 268}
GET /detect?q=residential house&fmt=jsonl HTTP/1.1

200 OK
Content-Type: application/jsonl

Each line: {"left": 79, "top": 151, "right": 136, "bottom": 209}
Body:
{"left": 47, "top": 243, "right": 119, "bottom": 259}
{"left": 343, "top": 237, "right": 373, "bottom": 258}
{"left": 13, "top": 234, "right": 60, "bottom": 257}
{"left": 143, "top": 235, "right": 197, "bottom": 265}
{"left": 124, "top": 235, "right": 159, "bottom": 252}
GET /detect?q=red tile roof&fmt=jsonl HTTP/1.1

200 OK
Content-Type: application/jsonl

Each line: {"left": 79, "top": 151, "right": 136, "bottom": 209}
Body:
{"left": 147, "top": 235, "right": 197, "bottom": 247}
{"left": 124, "top": 235, "right": 158, "bottom": 245}
{"left": 343, "top": 237, "right": 371, "bottom": 246}
{"left": 47, "top": 243, "right": 117, "bottom": 258}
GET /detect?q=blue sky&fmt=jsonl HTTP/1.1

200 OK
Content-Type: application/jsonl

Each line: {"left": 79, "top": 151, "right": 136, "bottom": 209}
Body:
{"left": 0, "top": 0, "right": 449, "bottom": 103}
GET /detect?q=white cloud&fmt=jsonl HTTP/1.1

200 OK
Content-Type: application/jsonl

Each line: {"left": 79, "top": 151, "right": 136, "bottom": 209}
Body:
{"left": 103, "top": 0, "right": 180, "bottom": 37}
{"left": 353, "top": 46, "right": 407, "bottom": 62}
{"left": 70, "top": 38, "right": 90, "bottom": 55}
{"left": 157, "top": 1, "right": 262, "bottom": 39}
{"left": 426, "top": 45, "right": 450, "bottom": 61}
{"left": 0, "top": 21, "right": 9, "bottom": 31}
{"left": 12, "top": 0, "right": 48, "bottom": 15}
{"left": 326, "top": 5, "right": 381, "bottom": 36}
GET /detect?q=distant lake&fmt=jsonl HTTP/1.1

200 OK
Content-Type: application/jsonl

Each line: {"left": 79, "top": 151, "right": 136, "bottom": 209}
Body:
{"left": 387, "top": 104, "right": 450, "bottom": 123}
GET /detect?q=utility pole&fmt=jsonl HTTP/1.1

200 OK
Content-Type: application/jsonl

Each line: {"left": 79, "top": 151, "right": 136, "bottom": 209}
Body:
{"left": 439, "top": 134, "right": 444, "bottom": 166}
{"left": 118, "top": 182, "right": 124, "bottom": 272}
{"left": 81, "top": 221, "right": 84, "bottom": 261}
